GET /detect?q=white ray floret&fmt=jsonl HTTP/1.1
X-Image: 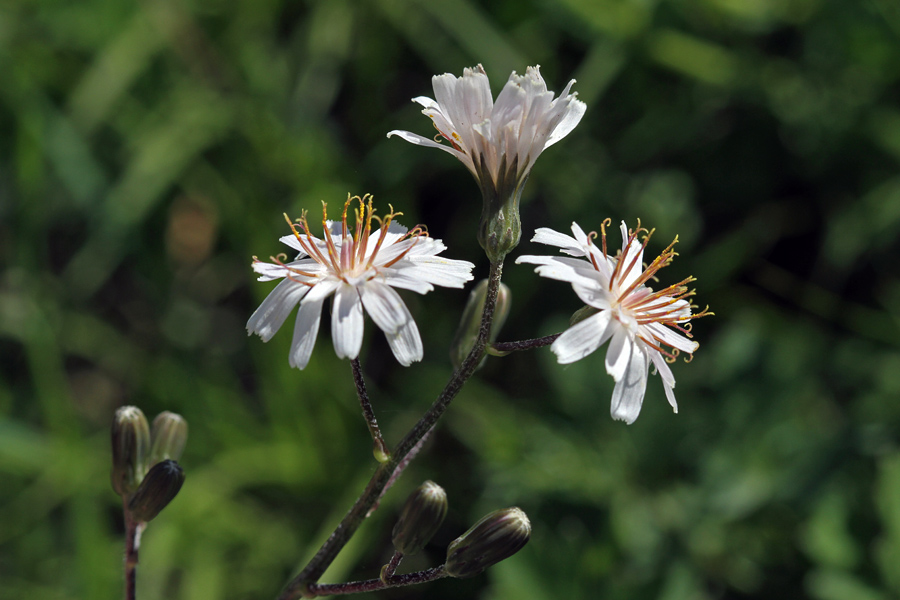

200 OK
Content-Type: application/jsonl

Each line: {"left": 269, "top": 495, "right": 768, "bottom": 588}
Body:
{"left": 517, "top": 220, "right": 711, "bottom": 424}
{"left": 248, "top": 195, "right": 475, "bottom": 369}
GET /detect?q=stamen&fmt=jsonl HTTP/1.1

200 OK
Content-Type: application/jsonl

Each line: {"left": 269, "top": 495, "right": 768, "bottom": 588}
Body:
{"left": 599, "top": 218, "right": 611, "bottom": 258}
{"left": 611, "top": 227, "right": 645, "bottom": 292}
{"left": 638, "top": 334, "right": 678, "bottom": 361}
{"left": 618, "top": 237, "right": 680, "bottom": 300}
{"left": 366, "top": 204, "right": 406, "bottom": 269}
{"left": 284, "top": 212, "right": 327, "bottom": 265}
{"left": 320, "top": 202, "right": 344, "bottom": 277}
{"left": 381, "top": 231, "right": 426, "bottom": 268}
{"left": 268, "top": 254, "right": 318, "bottom": 279}
{"left": 353, "top": 196, "right": 366, "bottom": 267}
{"left": 431, "top": 122, "right": 463, "bottom": 152}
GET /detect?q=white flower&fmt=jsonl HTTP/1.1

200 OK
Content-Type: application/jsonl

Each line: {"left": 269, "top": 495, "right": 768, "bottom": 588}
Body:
{"left": 517, "top": 220, "right": 711, "bottom": 424}
{"left": 387, "top": 64, "right": 586, "bottom": 193}
{"left": 247, "top": 195, "right": 475, "bottom": 369}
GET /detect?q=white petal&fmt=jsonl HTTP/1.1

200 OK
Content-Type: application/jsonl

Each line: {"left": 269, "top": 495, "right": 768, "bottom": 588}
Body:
{"left": 289, "top": 293, "right": 325, "bottom": 369}
{"left": 572, "top": 282, "right": 612, "bottom": 309}
{"left": 278, "top": 234, "right": 307, "bottom": 255}
{"left": 545, "top": 87, "right": 586, "bottom": 147}
{"left": 386, "top": 130, "right": 471, "bottom": 164}
{"left": 614, "top": 222, "right": 644, "bottom": 291}
{"left": 251, "top": 261, "right": 293, "bottom": 281}
{"left": 401, "top": 236, "right": 446, "bottom": 257}
{"left": 610, "top": 342, "right": 649, "bottom": 424}
{"left": 376, "top": 271, "right": 434, "bottom": 294}
{"left": 517, "top": 255, "right": 603, "bottom": 289}
{"left": 246, "top": 279, "right": 309, "bottom": 341}
{"left": 530, "top": 227, "right": 585, "bottom": 256}
{"left": 649, "top": 350, "right": 678, "bottom": 413}
{"left": 359, "top": 283, "right": 423, "bottom": 366}
{"left": 253, "top": 257, "right": 325, "bottom": 282}
{"left": 644, "top": 322, "right": 699, "bottom": 354}
{"left": 604, "top": 327, "right": 633, "bottom": 381}
{"left": 331, "top": 284, "right": 364, "bottom": 360}
{"left": 551, "top": 310, "right": 613, "bottom": 364}
{"left": 392, "top": 257, "right": 475, "bottom": 289}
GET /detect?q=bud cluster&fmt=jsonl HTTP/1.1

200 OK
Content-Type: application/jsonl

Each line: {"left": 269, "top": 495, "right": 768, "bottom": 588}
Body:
{"left": 111, "top": 407, "right": 188, "bottom": 523}
{"left": 382, "top": 481, "right": 530, "bottom": 586}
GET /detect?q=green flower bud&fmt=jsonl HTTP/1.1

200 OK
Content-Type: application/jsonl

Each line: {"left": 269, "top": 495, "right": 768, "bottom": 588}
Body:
{"left": 444, "top": 507, "right": 531, "bottom": 578}
{"left": 111, "top": 406, "right": 151, "bottom": 496}
{"left": 476, "top": 155, "right": 526, "bottom": 263}
{"left": 392, "top": 481, "right": 449, "bottom": 555}
{"left": 149, "top": 411, "right": 188, "bottom": 466}
{"left": 127, "top": 459, "right": 185, "bottom": 523}
{"left": 450, "top": 279, "right": 511, "bottom": 370}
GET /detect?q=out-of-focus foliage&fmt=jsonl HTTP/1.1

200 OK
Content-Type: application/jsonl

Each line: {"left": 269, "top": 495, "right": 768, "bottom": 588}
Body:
{"left": 1, "top": 0, "right": 899, "bottom": 599}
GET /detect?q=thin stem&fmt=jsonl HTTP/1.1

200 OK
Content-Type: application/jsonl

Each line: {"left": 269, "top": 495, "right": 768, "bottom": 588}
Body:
{"left": 381, "top": 551, "right": 403, "bottom": 580}
{"left": 369, "top": 426, "right": 434, "bottom": 518}
{"left": 123, "top": 500, "right": 145, "bottom": 600}
{"left": 306, "top": 566, "right": 447, "bottom": 597}
{"left": 277, "top": 261, "right": 504, "bottom": 600}
{"left": 488, "top": 333, "right": 561, "bottom": 355}
{"left": 350, "top": 358, "right": 389, "bottom": 462}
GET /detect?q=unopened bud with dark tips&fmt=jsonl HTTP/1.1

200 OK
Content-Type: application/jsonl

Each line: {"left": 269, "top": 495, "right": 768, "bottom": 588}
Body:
{"left": 444, "top": 507, "right": 531, "bottom": 578}
{"left": 149, "top": 411, "right": 188, "bottom": 466}
{"left": 111, "top": 406, "right": 151, "bottom": 496}
{"left": 392, "top": 481, "right": 448, "bottom": 555}
{"left": 450, "top": 279, "right": 511, "bottom": 369}
{"left": 127, "top": 459, "right": 185, "bottom": 522}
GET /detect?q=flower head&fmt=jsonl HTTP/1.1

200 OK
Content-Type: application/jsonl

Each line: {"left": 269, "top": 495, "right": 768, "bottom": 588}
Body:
{"left": 517, "top": 220, "right": 711, "bottom": 424}
{"left": 247, "top": 195, "right": 475, "bottom": 369}
{"left": 388, "top": 64, "right": 585, "bottom": 191}
{"left": 388, "top": 65, "right": 586, "bottom": 261}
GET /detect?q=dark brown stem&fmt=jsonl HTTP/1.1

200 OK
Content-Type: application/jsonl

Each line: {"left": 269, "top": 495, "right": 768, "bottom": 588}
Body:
{"left": 277, "top": 261, "right": 504, "bottom": 600}
{"left": 123, "top": 499, "right": 145, "bottom": 600}
{"left": 369, "top": 426, "right": 434, "bottom": 518}
{"left": 488, "top": 333, "right": 561, "bottom": 355}
{"left": 350, "top": 358, "right": 389, "bottom": 462}
{"left": 381, "top": 551, "right": 403, "bottom": 580}
{"left": 307, "top": 566, "right": 446, "bottom": 597}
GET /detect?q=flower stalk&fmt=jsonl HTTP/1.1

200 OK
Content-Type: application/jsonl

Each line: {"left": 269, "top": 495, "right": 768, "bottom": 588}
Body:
{"left": 350, "top": 359, "right": 389, "bottom": 463}
{"left": 305, "top": 566, "right": 447, "bottom": 597}
{"left": 277, "top": 260, "right": 504, "bottom": 600}
{"left": 123, "top": 498, "right": 145, "bottom": 600}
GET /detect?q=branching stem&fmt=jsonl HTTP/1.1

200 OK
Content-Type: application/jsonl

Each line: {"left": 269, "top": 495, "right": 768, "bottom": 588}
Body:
{"left": 277, "top": 261, "right": 504, "bottom": 600}
{"left": 306, "top": 566, "right": 447, "bottom": 597}
{"left": 488, "top": 333, "right": 561, "bottom": 355}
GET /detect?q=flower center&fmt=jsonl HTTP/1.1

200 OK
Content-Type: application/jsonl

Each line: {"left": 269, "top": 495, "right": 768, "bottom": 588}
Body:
{"left": 282, "top": 195, "right": 429, "bottom": 284}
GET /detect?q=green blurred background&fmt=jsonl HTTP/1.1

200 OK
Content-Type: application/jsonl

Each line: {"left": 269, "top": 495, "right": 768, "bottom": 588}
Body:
{"left": 2, "top": 0, "right": 900, "bottom": 598}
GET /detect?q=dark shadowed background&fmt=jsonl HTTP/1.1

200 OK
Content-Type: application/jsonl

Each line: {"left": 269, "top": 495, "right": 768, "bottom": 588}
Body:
{"left": 2, "top": 0, "right": 900, "bottom": 599}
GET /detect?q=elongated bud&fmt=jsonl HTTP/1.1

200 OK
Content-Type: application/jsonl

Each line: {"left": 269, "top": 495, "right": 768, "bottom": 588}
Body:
{"left": 149, "top": 411, "right": 188, "bottom": 465}
{"left": 444, "top": 507, "right": 531, "bottom": 578}
{"left": 450, "top": 279, "right": 511, "bottom": 369}
{"left": 111, "top": 406, "right": 151, "bottom": 496}
{"left": 392, "top": 481, "right": 449, "bottom": 555}
{"left": 127, "top": 459, "right": 185, "bottom": 522}
{"left": 476, "top": 155, "right": 525, "bottom": 262}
